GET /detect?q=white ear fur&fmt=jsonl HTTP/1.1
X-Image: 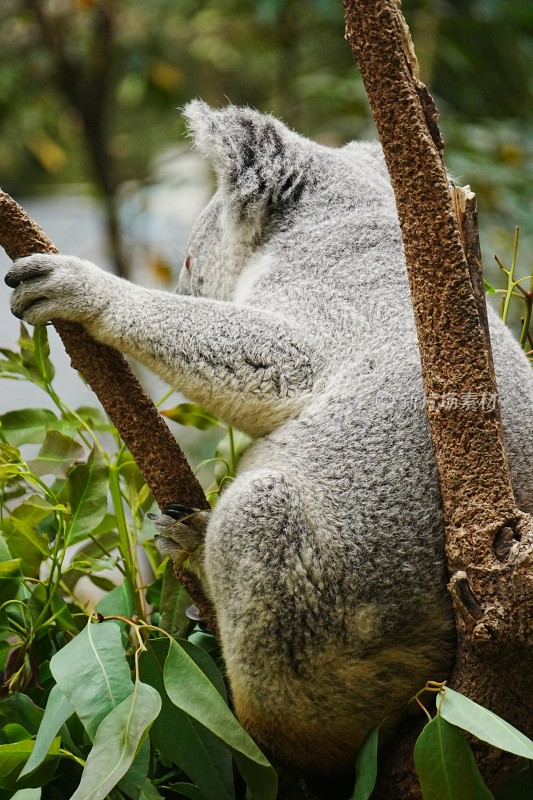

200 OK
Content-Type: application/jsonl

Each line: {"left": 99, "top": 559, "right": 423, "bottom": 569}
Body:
{"left": 183, "top": 101, "right": 308, "bottom": 217}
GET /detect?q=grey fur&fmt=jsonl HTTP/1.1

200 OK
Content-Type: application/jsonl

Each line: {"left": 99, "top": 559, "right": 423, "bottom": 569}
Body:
{"left": 6, "top": 101, "right": 533, "bottom": 773}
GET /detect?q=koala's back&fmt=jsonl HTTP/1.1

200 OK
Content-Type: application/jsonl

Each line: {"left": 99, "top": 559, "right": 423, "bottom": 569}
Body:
{"left": 200, "top": 138, "right": 533, "bottom": 772}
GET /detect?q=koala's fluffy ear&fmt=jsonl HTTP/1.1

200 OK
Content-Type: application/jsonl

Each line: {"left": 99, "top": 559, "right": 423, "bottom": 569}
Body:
{"left": 183, "top": 101, "right": 308, "bottom": 218}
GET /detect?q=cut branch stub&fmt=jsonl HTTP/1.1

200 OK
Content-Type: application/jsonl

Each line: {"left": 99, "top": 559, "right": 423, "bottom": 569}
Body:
{"left": 0, "top": 189, "right": 216, "bottom": 631}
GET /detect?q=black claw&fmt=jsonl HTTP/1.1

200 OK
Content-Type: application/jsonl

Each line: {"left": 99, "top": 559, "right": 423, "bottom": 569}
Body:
{"left": 164, "top": 503, "right": 198, "bottom": 521}
{"left": 5, "top": 274, "right": 21, "bottom": 288}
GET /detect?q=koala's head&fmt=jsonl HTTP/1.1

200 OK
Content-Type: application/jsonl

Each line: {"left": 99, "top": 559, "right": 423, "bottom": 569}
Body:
{"left": 178, "top": 101, "right": 312, "bottom": 300}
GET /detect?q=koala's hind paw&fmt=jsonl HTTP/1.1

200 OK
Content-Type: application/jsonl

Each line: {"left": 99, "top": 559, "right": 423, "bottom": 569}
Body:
{"left": 149, "top": 503, "right": 209, "bottom": 563}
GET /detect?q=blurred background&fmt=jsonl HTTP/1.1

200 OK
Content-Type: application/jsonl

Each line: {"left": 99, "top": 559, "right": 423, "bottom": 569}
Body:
{"left": 0, "top": 0, "right": 532, "bottom": 427}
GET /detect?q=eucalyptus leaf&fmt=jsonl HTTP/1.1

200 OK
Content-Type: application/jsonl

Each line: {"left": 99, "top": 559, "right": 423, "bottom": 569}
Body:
{"left": 414, "top": 715, "right": 494, "bottom": 800}
{"left": 161, "top": 403, "right": 221, "bottom": 430}
{"left": 28, "top": 430, "right": 84, "bottom": 477}
{"left": 352, "top": 725, "right": 379, "bottom": 800}
{"left": 118, "top": 738, "right": 151, "bottom": 799}
{"left": 96, "top": 581, "right": 133, "bottom": 619}
{"left": 3, "top": 724, "right": 31, "bottom": 744}
{"left": 494, "top": 764, "right": 533, "bottom": 800}
{"left": 69, "top": 554, "right": 118, "bottom": 574}
{"left": 31, "top": 326, "right": 55, "bottom": 383}
{"left": 163, "top": 639, "right": 277, "bottom": 800}
{"left": 439, "top": 687, "right": 533, "bottom": 759}
{"left": 159, "top": 560, "right": 192, "bottom": 639}
{"left": 0, "top": 410, "right": 58, "bottom": 446}
{"left": 171, "top": 784, "right": 206, "bottom": 800}
{"left": 60, "top": 448, "right": 109, "bottom": 544}
{"left": 0, "top": 559, "right": 21, "bottom": 577}
{"left": 2, "top": 522, "right": 46, "bottom": 578}
{"left": 10, "top": 789, "right": 41, "bottom": 800}
{"left": 140, "top": 638, "right": 234, "bottom": 800}
{"left": 0, "top": 695, "right": 44, "bottom": 735}
{"left": 0, "top": 736, "right": 60, "bottom": 789}
{"left": 19, "top": 685, "right": 74, "bottom": 778}
{"left": 50, "top": 620, "right": 133, "bottom": 741}
{"left": 8, "top": 515, "right": 50, "bottom": 556}
{"left": 69, "top": 682, "right": 161, "bottom": 800}
{"left": 139, "top": 779, "right": 164, "bottom": 799}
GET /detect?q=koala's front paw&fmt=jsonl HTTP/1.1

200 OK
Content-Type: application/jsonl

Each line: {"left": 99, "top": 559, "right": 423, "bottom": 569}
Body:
{"left": 5, "top": 254, "right": 113, "bottom": 327}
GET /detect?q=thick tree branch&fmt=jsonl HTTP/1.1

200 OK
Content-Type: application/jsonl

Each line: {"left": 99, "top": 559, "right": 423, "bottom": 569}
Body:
{"left": 0, "top": 190, "right": 216, "bottom": 633}
{"left": 343, "top": 0, "right": 533, "bottom": 795}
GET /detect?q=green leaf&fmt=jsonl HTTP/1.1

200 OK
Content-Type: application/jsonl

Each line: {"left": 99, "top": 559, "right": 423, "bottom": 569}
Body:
{"left": 139, "top": 779, "right": 164, "bottom": 800}
{"left": 8, "top": 513, "right": 50, "bottom": 557}
{"left": 1, "top": 524, "right": 44, "bottom": 579}
{"left": 96, "top": 581, "right": 133, "bottom": 618}
{"left": 0, "top": 739, "right": 35, "bottom": 778}
{"left": 414, "top": 715, "right": 494, "bottom": 800}
{"left": 28, "top": 430, "right": 84, "bottom": 477}
{"left": 494, "top": 764, "right": 533, "bottom": 800}
{"left": 118, "top": 738, "right": 151, "bottom": 799}
{"left": 74, "top": 406, "right": 112, "bottom": 432}
{"left": 0, "top": 410, "right": 58, "bottom": 446}
{"left": 50, "top": 620, "right": 133, "bottom": 740}
{"left": 0, "top": 695, "right": 44, "bottom": 735}
{"left": 159, "top": 560, "right": 192, "bottom": 639}
{"left": 163, "top": 639, "right": 277, "bottom": 800}
{"left": 18, "top": 325, "right": 47, "bottom": 384}
{"left": 70, "top": 682, "right": 161, "bottom": 800}
{"left": 21, "top": 495, "right": 69, "bottom": 515}
{"left": 0, "top": 537, "right": 21, "bottom": 605}
{"left": 0, "top": 348, "right": 25, "bottom": 381}
{"left": 439, "top": 688, "right": 533, "bottom": 759}
{"left": 0, "top": 558, "right": 21, "bottom": 577}
{"left": 27, "top": 582, "right": 78, "bottom": 635}
{"left": 0, "top": 736, "right": 60, "bottom": 789}
{"left": 187, "top": 630, "right": 220, "bottom": 657}
{"left": 10, "top": 789, "right": 41, "bottom": 800}
{"left": 161, "top": 403, "right": 221, "bottom": 430}
{"left": 3, "top": 724, "right": 31, "bottom": 744}
{"left": 19, "top": 685, "right": 74, "bottom": 778}
{"left": 140, "top": 638, "right": 234, "bottom": 800}
{"left": 352, "top": 725, "right": 379, "bottom": 800}
{"left": 483, "top": 279, "right": 496, "bottom": 294}
{"left": 60, "top": 448, "right": 109, "bottom": 544}
{"left": 32, "top": 326, "right": 54, "bottom": 382}
{"left": 68, "top": 554, "right": 118, "bottom": 574}
{"left": 171, "top": 784, "right": 206, "bottom": 800}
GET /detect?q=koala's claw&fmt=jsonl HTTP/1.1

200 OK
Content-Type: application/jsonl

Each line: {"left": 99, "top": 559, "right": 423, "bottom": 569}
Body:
{"left": 150, "top": 503, "right": 209, "bottom": 563}
{"left": 5, "top": 256, "right": 55, "bottom": 288}
{"left": 162, "top": 503, "right": 199, "bottom": 524}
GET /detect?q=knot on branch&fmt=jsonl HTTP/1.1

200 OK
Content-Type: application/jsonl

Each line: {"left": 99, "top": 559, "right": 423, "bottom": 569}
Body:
{"left": 493, "top": 525, "right": 519, "bottom": 562}
{"left": 449, "top": 571, "right": 483, "bottom": 628}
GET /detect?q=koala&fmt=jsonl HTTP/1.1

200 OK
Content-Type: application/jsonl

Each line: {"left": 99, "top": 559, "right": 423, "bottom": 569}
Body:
{"left": 6, "top": 102, "right": 533, "bottom": 776}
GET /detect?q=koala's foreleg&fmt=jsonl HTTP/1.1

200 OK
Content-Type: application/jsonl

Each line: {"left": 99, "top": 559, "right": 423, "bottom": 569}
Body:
{"left": 6, "top": 255, "right": 317, "bottom": 436}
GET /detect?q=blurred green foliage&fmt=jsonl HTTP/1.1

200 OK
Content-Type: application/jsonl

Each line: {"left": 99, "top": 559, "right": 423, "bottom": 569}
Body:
{"left": 0, "top": 0, "right": 532, "bottom": 277}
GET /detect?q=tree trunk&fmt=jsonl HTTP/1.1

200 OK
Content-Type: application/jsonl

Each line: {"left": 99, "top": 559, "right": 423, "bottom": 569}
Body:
{"left": 343, "top": 0, "right": 533, "bottom": 795}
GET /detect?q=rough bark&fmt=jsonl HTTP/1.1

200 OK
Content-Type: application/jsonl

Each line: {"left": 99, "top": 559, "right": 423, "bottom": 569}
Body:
{"left": 0, "top": 189, "right": 216, "bottom": 633}
{"left": 343, "top": 1, "right": 533, "bottom": 796}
